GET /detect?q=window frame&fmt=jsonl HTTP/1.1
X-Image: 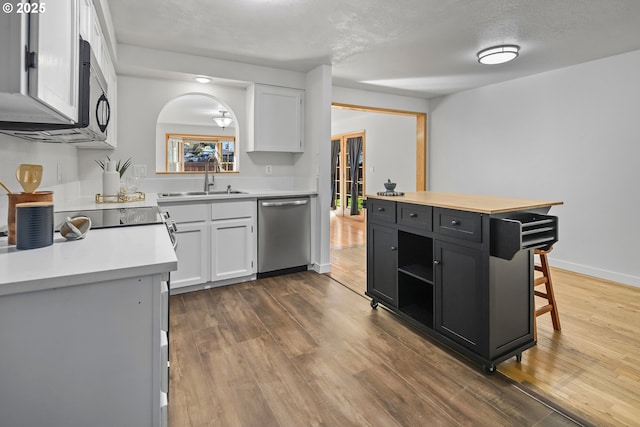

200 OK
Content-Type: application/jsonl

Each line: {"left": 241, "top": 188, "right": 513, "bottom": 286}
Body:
{"left": 164, "top": 133, "right": 238, "bottom": 174}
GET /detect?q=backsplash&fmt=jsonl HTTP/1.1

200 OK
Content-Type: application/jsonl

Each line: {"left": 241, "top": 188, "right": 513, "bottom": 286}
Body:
{"left": 0, "top": 135, "right": 79, "bottom": 230}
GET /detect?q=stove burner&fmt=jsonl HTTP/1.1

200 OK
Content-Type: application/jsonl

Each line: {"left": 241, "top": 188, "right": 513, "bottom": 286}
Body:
{"left": 377, "top": 191, "right": 405, "bottom": 196}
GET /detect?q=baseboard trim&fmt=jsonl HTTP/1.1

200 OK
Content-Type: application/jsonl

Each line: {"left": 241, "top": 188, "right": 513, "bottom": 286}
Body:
{"left": 312, "top": 263, "right": 332, "bottom": 274}
{"left": 551, "top": 259, "right": 639, "bottom": 288}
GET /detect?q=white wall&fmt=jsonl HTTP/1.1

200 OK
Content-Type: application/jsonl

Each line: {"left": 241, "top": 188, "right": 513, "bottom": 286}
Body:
{"left": 299, "top": 64, "right": 332, "bottom": 273}
{"left": 429, "top": 49, "right": 640, "bottom": 287}
{"left": 78, "top": 49, "right": 333, "bottom": 271}
{"left": 77, "top": 44, "right": 312, "bottom": 195}
{"left": 331, "top": 109, "right": 416, "bottom": 194}
{"left": 77, "top": 75, "right": 299, "bottom": 194}
{"left": 0, "top": 135, "right": 78, "bottom": 228}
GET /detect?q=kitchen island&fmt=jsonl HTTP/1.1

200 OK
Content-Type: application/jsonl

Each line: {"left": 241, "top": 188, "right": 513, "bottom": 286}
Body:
{"left": 365, "top": 191, "right": 562, "bottom": 373}
{"left": 0, "top": 225, "right": 177, "bottom": 427}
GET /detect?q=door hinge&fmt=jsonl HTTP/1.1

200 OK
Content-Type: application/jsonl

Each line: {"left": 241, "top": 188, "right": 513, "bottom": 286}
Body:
{"left": 251, "top": 261, "right": 254, "bottom": 268}
{"left": 25, "top": 49, "right": 37, "bottom": 70}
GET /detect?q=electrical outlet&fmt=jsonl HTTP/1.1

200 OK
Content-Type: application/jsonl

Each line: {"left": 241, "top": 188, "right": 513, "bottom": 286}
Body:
{"left": 266, "top": 165, "right": 272, "bottom": 175}
{"left": 133, "top": 164, "right": 147, "bottom": 177}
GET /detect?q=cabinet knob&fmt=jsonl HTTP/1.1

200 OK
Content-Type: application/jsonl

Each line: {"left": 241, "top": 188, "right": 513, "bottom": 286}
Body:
{"left": 451, "top": 220, "right": 460, "bottom": 226}
{"left": 377, "top": 207, "right": 385, "bottom": 212}
{"left": 433, "top": 260, "right": 440, "bottom": 265}
{"left": 390, "top": 246, "right": 397, "bottom": 251}
{"left": 409, "top": 212, "right": 418, "bottom": 218}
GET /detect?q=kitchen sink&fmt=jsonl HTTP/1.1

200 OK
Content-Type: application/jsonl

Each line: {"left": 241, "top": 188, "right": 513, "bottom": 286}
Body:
{"left": 158, "top": 190, "right": 247, "bottom": 198}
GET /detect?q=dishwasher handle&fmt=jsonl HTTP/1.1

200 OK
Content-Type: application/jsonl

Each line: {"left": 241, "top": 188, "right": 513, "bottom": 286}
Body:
{"left": 260, "top": 199, "right": 309, "bottom": 207}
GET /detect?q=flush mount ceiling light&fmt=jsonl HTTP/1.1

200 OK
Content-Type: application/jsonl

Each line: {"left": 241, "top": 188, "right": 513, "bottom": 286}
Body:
{"left": 477, "top": 45, "right": 520, "bottom": 65}
{"left": 213, "top": 110, "right": 233, "bottom": 129}
{"left": 195, "top": 76, "right": 211, "bottom": 84}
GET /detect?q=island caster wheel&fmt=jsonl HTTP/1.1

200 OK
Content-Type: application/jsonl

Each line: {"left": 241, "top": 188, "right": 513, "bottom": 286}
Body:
{"left": 482, "top": 364, "right": 496, "bottom": 375}
{"left": 370, "top": 299, "right": 378, "bottom": 309}
{"left": 515, "top": 353, "right": 522, "bottom": 362}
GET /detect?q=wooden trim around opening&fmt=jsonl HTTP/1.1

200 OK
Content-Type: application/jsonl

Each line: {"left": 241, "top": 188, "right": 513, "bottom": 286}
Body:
{"left": 332, "top": 103, "right": 427, "bottom": 190}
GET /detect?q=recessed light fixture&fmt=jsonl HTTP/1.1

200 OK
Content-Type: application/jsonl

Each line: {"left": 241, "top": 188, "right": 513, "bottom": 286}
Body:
{"left": 477, "top": 45, "right": 519, "bottom": 65}
{"left": 195, "top": 76, "right": 211, "bottom": 84}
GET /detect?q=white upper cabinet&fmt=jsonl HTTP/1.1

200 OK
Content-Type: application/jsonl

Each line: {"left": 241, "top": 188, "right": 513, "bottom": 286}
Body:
{"left": 0, "top": 0, "right": 79, "bottom": 124}
{"left": 78, "top": 0, "right": 91, "bottom": 42}
{"left": 246, "top": 83, "right": 305, "bottom": 152}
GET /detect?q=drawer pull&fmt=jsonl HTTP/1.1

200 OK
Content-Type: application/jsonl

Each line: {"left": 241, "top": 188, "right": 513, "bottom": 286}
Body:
{"left": 434, "top": 260, "right": 440, "bottom": 265}
{"left": 409, "top": 213, "right": 418, "bottom": 218}
{"left": 390, "top": 246, "right": 397, "bottom": 251}
{"left": 377, "top": 207, "right": 385, "bottom": 212}
{"left": 451, "top": 220, "right": 460, "bottom": 226}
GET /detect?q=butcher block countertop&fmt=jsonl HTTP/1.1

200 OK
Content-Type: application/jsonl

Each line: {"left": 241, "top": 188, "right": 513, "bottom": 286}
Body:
{"left": 367, "top": 191, "right": 563, "bottom": 214}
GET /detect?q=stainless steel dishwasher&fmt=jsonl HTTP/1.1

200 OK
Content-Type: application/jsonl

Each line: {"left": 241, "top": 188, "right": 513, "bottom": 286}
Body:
{"left": 257, "top": 197, "right": 310, "bottom": 277}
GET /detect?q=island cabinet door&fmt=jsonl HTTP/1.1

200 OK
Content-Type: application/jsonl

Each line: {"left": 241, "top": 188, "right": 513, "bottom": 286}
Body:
{"left": 434, "top": 240, "right": 485, "bottom": 353}
{"left": 367, "top": 222, "right": 398, "bottom": 306}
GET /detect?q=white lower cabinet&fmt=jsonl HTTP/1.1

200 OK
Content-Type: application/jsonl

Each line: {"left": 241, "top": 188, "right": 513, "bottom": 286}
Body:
{"left": 211, "top": 217, "right": 254, "bottom": 281}
{"left": 159, "top": 199, "right": 256, "bottom": 292}
{"left": 171, "top": 221, "right": 209, "bottom": 289}
{"left": 0, "top": 273, "right": 168, "bottom": 427}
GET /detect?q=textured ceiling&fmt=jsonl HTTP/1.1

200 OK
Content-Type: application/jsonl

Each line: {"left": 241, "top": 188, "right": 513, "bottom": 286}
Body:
{"left": 107, "top": 0, "right": 640, "bottom": 98}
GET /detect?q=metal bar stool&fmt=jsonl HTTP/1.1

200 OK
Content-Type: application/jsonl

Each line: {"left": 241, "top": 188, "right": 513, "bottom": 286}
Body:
{"left": 533, "top": 247, "right": 561, "bottom": 341}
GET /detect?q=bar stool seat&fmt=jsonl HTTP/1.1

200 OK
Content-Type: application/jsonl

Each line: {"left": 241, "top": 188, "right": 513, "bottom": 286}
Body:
{"left": 533, "top": 247, "right": 561, "bottom": 341}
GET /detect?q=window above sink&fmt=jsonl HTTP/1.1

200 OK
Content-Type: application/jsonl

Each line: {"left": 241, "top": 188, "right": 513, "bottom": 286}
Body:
{"left": 165, "top": 133, "right": 237, "bottom": 174}
{"left": 156, "top": 93, "right": 239, "bottom": 174}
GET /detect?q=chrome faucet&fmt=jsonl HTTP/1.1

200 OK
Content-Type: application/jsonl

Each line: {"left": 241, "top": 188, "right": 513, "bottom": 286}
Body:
{"left": 204, "top": 155, "right": 220, "bottom": 193}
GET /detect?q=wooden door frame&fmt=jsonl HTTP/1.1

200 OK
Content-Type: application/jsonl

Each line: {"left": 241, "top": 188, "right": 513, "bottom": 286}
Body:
{"left": 331, "top": 131, "right": 366, "bottom": 218}
{"left": 332, "top": 103, "right": 427, "bottom": 191}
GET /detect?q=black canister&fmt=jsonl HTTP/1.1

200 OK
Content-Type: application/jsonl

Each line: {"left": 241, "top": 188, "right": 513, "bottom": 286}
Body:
{"left": 15, "top": 202, "right": 54, "bottom": 250}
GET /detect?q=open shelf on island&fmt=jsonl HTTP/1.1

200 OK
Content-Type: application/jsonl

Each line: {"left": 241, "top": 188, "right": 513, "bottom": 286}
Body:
{"left": 398, "top": 264, "right": 433, "bottom": 284}
{"left": 398, "top": 272, "right": 434, "bottom": 328}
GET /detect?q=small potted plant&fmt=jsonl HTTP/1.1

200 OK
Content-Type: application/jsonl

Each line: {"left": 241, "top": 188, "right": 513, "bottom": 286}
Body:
{"left": 95, "top": 155, "right": 132, "bottom": 178}
{"left": 96, "top": 156, "right": 134, "bottom": 201}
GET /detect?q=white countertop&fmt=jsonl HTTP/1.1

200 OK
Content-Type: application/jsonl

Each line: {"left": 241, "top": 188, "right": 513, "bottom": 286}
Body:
{"left": 53, "top": 189, "right": 316, "bottom": 210}
{"left": 0, "top": 187, "right": 314, "bottom": 296}
{"left": 154, "top": 189, "right": 317, "bottom": 204}
{"left": 0, "top": 224, "right": 177, "bottom": 297}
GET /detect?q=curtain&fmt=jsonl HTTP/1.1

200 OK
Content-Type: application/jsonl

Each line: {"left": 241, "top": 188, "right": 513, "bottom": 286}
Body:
{"left": 330, "top": 139, "right": 340, "bottom": 209}
{"left": 347, "top": 136, "right": 363, "bottom": 215}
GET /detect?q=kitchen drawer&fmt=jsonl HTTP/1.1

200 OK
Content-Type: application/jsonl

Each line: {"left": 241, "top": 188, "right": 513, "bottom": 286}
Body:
{"left": 434, "top": 208, "right": 482, "bottom": 242}
{"left": 160, "top": 203, "right": 207, "bottom": 224}
{"left": 211, "top": 200, "right": 255, "bottom": 221}
{"left": 367, "top": 199, "right": 396, "bottom": 224}
{"left": 397, "top": 203, "right": 432, "bottom": 233}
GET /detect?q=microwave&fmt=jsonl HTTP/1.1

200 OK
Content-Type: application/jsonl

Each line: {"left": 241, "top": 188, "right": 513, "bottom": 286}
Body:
{"left": 0, "top": 39, "right": 111, "bottom": 145}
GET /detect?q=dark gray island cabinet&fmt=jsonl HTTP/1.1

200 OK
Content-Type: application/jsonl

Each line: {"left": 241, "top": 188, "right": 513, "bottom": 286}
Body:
{"left": 366, "top": 192, "right": 562, "bottom": 373}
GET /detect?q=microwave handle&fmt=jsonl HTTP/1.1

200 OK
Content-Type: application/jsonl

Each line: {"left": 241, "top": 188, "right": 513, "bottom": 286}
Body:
{"left": 96, "top": 93, "right": 111, "bottom": 133}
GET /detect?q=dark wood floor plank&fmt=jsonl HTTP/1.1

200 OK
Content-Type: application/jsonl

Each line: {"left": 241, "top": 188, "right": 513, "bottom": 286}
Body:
{"left": 238, "top": 284, "right": 318, "bottom": 357}
{"left": 169, "top": 310, "right": 218, "bottom": 427}
{"left": 206, "top": 285, "right": 266, "bottom": 344}
{"left": 238, "top": 334, "right": 339, "bottom": 426}
{"left": 354, "top": 364, "right": 460, "bottom": 426}
{"left": 292, "top": 351, "right": 404, "bottom": 427}
{"left": 193, "top": 322, "right": 281, "bottom": 426}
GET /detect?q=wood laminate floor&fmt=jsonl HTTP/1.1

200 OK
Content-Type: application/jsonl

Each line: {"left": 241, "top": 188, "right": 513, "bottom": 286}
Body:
{"left": 327, "top": 214, "right": 640, "bottom": 426}
{"left": 169, "top": 272, "right": 578, "bottom": 426}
